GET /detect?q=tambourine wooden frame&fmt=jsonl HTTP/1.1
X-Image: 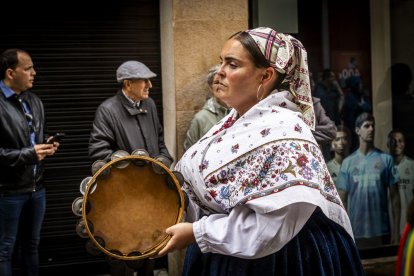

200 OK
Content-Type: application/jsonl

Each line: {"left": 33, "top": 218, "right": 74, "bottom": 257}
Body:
{"left": 82, "top": 155, "right": 185, "bottom": 260}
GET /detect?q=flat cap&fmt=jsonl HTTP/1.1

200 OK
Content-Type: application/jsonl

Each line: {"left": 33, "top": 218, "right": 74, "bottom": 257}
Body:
{"left": 116, "top": 61, "right": 156, "bottom": 82}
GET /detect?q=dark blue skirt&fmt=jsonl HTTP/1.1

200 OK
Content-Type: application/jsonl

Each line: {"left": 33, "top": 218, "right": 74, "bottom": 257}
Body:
{"left": 182, "top": 208, "right": 365, "bottom": 276}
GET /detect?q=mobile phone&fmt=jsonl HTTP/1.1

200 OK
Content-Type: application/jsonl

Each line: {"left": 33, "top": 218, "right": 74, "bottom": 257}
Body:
{"left": 48, "top": 132, "right": 66, "bottom": 144}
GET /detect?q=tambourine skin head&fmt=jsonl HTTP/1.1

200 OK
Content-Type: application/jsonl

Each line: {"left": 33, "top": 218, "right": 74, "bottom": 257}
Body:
{"left": 82, "top": 155, "right": 185, "bottom": 260}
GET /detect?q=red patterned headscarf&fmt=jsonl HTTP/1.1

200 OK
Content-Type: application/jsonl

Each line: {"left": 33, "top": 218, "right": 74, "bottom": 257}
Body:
{"left": 246, "top": 27, "right": 315, "bottom": 130}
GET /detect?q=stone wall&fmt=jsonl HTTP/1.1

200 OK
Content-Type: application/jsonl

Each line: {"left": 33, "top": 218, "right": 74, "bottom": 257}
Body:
{"left": 161, "top": 0, "right": 248, "bottom": 161}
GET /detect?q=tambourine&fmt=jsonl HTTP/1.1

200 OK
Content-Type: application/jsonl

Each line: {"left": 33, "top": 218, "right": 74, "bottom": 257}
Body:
{"left": 81, "top": 154, "right": 185, "bottom": 260}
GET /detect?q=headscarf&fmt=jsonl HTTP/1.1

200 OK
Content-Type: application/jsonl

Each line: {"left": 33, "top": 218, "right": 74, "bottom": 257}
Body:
{"left": 246, "top": 27, "right": 315, "bottom": 130}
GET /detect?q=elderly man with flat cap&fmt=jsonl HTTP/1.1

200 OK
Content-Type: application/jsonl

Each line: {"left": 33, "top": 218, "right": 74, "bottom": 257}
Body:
{"left": 88, "top": 60, "right": 173, "bottom": 276}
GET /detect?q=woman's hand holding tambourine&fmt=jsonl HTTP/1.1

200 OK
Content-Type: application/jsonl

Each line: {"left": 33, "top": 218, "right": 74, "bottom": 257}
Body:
{"left": 157, "top": 222, "right": 195, "bottom": 257}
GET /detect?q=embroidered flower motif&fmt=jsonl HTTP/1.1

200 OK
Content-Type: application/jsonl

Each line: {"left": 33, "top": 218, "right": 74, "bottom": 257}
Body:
{"left": 290, "top": 142, "right": 300, "bottom": 150}
{"left": 231, "top": 144, "right": 239, "bottom": 154}
{"left": 294, "top": 123, "right": 302, "bottom": 133}
{"left": 204, "top": 193, "right": 212, "bottom": 202}
{"left": 260, "top": 128, "right": 270, "bottom": 137}
{"left": 301, "top": 166, "right": 313, "bottom": 180}
{"left": 280, "top": 160, "right": 296, "bottom": 177}
{"left": 309, "top": 146, "right": 322, "bottom": 162}
{"left": 199, "top": 160, "right": 209, "bottom": 172}
{"left": 258, "top": 170, "right": 267, "bottom": 178}
{"left": 324, "top": 173, "right": 331, "bottom": 184}
{"left": 243, "top": 187, "right": 252, "bottom": 196}
{"left": 216, "top": 137, "right": 223, "bottom": 143}
{"left": 217, "top": 170, "right": 228, "bottom": 183}
{"left": 303, "top": 144, "right": 309, "bottom": 151}
{"left": 296, "top": 154, "right": 309, "bottom": 167}
{"left": 213, "top": 116, "right": 236, "bottom": 135}
{"left": 219, "top": 185, "right": 232, "bottom": 200}
{"left": 310, "top": 159, "right": 320, "bottom": 171}
{"left": 209, "top": 175, "right": 218, "bottom": 185}
{"left": 219, "top": 170, "right": 227, "bottom": 177}
{"left": 235, "top": 160, "right": 244, "bottom": 167}
{"left": 323, "top": 173, "right": 335, "bottom": 192}
{"left": 209, "top": 189, "right": 217, "bottom": 198}
{"left": 279, "top": 101, "right": 287, "bottom": 107}
{"left": 271, "top": 109, "right": 279, "bottom": 113}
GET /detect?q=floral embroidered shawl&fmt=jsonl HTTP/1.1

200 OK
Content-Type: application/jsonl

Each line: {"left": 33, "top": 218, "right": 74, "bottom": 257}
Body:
{"left": 177, "top": 90, "right": 352, "bottom": 235}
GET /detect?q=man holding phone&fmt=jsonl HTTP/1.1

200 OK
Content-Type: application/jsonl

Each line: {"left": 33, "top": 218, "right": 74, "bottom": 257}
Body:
{"left": 47, "top": 132, "right": 65, "bottom": 144}
{"left": 0, "top": 48, "right": 59, "bottom": 276}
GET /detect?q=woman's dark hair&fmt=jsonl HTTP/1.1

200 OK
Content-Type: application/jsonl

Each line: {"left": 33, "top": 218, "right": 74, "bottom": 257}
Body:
{"left": 230, "top": 31, "right": 270, "bottom": 69}
{"left": 0, "top": 48, "right": 28, "bottom": 79}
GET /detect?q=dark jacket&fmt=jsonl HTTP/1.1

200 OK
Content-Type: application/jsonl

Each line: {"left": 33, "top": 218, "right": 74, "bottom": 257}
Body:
{"left": 0, "top": 89, "right": 45, "bottom": 194}
{"left": 312, "top": 97, "right": 337, "bottom": 145}
{"left": 312, "top": 96, "right": 337, "bottom": 161}
{"left": 89, "top": 90, "right": 173, "bottom": 164}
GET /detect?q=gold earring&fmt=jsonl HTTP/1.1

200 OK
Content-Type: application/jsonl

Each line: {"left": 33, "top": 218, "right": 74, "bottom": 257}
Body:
{"left": 256, "top": 83, "right": 264, "bottom": 101}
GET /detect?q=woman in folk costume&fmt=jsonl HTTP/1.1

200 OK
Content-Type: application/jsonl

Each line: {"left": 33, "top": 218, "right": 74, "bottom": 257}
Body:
{"left": 158, "top": 27, "right": 364, "bottom": 275}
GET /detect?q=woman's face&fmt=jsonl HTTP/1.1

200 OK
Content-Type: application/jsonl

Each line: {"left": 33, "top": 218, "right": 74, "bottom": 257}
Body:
{"left": 216, "top": 38, "right": 264, "bottom": 115}
{"left": 211, "top": 74, "right": 229, "bottom": 108}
